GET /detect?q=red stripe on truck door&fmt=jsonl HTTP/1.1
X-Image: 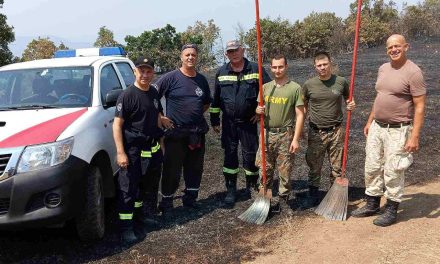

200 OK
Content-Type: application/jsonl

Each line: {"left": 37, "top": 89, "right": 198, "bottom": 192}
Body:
{"left": 0, "top": 108, "right": 87, "bottom": 148}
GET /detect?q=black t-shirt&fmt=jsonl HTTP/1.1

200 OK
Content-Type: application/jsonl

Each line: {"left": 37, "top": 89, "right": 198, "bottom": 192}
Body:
{"left": 155, "top": 69, "right": 211, "bottom": 126}
{"left": 115, "top": 84, "right": 162, "bottom": 137}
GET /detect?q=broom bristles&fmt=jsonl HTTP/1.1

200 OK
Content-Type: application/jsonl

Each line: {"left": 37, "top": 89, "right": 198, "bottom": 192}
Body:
{"left": 238, "top": 196, "right": 270, "bottom": 225}
{"left": 315, "top": 180, "right": 348, "bottom": 221}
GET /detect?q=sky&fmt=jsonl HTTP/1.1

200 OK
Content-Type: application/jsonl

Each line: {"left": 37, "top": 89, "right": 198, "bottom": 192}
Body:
{"left": 3, "top": 0, "right": 420, "bottom": 56}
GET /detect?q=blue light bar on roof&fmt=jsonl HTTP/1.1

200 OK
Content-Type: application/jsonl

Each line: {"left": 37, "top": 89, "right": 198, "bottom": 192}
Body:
{"left": 99, "top": 47, "right": 126, "bottom": 56}
{"left": 54, "top": 47, "right": 126, "bottom": 58}
{"left": 54, "top": 50, "right": 76, "bottom": 58}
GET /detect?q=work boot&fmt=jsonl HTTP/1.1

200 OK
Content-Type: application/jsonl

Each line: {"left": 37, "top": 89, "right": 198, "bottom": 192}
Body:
{"left": 300, "top": 186, "right": 320, "bottom": 209}
{"left": 270, "top": 195, "right": 281, "bottom": 214}
{"left": 224, "top": 185, "right": 237, "bottom": 206}
{"left": 351, "top": 195, "right": 381, "bottom": 217}
{"left": 373, "top": 199, "right": 399, "bottom": 227}
{"left": 182, "top": 196, "right": 198, "bottom": 208}
{"left": 279, "top": 194, "right": 293, "bottom": 215}
{"left": 243, "top": 175, "right": 258, "bottom": 199}
{"left": 120, "top": 229, "right": 138, "bottom": 248}
{"left": 182, "top": 190, "right": 199, "bottom": 209}
{"left": 159, "top": 198, "right": 174, "bottom": 222}
{"left": 134, "top": 210, "right": 160, "bottom": 227}
{"left": 145, "top": 192, "right": 159, "bottom": 215}
{"left": 224, "top": 175, "right": 237, "bottom": 206}
{"left": 133, "top": 223, "right": 147, "bottom": 241}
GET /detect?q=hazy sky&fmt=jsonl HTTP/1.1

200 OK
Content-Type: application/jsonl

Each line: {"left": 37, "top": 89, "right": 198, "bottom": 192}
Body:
{"left": 4, "top": 0, "right": 419, "bottom": 47}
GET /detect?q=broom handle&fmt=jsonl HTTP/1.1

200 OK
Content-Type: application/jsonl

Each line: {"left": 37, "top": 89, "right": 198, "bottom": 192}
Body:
{"left": 342, "top": 0, "right": 362, "bottom": 178}
{"left": 255, "top": 0, "right": 267, "bottom": 188}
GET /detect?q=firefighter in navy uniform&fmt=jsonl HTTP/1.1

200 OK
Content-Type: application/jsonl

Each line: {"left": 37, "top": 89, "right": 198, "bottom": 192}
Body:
{"left": 155, "top": 44, "right": 211, "bottom": 219}
{"left": 210, "top": 40, "right": 271, "bottom": 207}
{"left": 113, "top": 56, "right": 161, "bottom": 246}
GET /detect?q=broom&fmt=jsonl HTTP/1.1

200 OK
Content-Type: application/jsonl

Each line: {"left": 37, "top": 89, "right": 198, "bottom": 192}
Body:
{"left": 238, "top": 0, "right": 271, "bottom": 225}
{"left": 314, "top": 0, "right": 363, "bottom": 221}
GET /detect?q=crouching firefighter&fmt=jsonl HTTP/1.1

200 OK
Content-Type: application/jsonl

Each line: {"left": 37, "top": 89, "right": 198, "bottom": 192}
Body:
{"left": 210, "top": 40, "right": 271, "bottom": 207}
{"left": 113, "top": 55, "right": 161, "bottom": 246}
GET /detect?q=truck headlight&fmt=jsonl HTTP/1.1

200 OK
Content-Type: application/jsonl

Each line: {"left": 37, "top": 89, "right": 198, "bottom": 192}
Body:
{"left": 17, "top": 137, "right": 74, "bottom": 173}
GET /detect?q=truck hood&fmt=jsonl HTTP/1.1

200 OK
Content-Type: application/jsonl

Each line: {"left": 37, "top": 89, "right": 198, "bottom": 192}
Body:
{"left": 0, "top": 108, "right": 87, "bottom": 148}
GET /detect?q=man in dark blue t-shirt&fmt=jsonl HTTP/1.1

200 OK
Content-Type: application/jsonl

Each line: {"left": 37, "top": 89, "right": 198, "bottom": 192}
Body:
{"left": 155, "top": 44, "right": 211, "bottom": 219}
{"left": 113, "top": 56, "right": 161, "bottom": 246}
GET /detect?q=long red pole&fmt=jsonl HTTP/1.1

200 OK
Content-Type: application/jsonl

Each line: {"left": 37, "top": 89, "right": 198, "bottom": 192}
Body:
{"left": 342, "top": 0, "right": 362, "bottom": 177}
{"left": 254, "top": 0, "right": 267, "bottom": 189}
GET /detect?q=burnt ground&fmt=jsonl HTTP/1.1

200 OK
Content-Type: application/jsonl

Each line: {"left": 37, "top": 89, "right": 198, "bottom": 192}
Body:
{"left": 0, "top": 42, "right": 439, "bottom": 264}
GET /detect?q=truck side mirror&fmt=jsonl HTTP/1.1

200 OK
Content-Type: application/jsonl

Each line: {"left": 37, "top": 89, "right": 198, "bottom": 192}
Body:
{"left": 104, "top": 89, "right": 123, "bottom": 109}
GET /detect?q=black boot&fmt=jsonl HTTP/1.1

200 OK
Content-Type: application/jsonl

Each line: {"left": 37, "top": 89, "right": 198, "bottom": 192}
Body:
{"left": 145, "top": 192, "right": 159, "bottom": 215}
{"left": 279, "top": 194, "right": 293, "bottom": 215}
{"left": 351, "top": 195, "right": 381, "bottom": 217}
{"left": 120, "top": 228, "right": 138, "bottom": 248}
{"left": 246, "top": 175, "right": 258, "bottom": 191}
{"left": 159, "top": 197, "right": 174, "bottom": 222}
{"left": 182, "top": 190, "right": 198, "bottom": 209}
{"left": 373, "top": 199, "right": 399, "bottom": 227}
{"left": 270, "top": 195, "right": 281, "bottom": 214}
{"left": 134, "top": 206, "right": 160, "bottom": 227}
{"left": 300, "top": 186, "right": 320, "bottom": 209}
{"left": 224, "top": 175, "right": 237, "bottom": 206}
{"left": 243, "top": 175, "right": 258, "bottom": 199}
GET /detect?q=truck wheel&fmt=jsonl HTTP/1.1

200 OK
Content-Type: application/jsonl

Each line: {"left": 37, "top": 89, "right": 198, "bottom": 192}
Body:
{"left": 76, "top": 165, "right": 105, "bottom": 241}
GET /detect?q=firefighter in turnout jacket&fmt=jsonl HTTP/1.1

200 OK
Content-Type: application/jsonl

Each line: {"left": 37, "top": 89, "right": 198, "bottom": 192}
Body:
{"left": 210, "top": 40, "right": 271, "bottom": 206}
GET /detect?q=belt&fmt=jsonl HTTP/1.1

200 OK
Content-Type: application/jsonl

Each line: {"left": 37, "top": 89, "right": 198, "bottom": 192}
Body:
{"left": 267, "top": 127, "right": 290, "bottom": 133}
{"left": 309, "top": 122, "right": 341, "bottom": 132}
{"left": 374, "top": 119, "right": 411, "bottom": 128}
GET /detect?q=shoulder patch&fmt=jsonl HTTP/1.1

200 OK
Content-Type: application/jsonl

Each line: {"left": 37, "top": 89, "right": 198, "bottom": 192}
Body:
{"left": 151, "top": 83, "right": 159, "bottom": 90}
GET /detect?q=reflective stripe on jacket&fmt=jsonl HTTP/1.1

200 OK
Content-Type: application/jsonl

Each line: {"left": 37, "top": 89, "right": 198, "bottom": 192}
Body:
{"left": 210, "top": 58, "right": 271, "bottom": 126}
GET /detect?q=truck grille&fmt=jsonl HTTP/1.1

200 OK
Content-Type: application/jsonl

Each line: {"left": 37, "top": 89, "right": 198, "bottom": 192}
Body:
{"left": 0, "top": 154, "right": 11, "bottom": 176}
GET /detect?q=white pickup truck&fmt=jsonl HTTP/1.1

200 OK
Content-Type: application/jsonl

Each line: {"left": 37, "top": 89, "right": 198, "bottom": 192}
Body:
{"left": 0, "top": 47, "right": 135, "bottom": 240}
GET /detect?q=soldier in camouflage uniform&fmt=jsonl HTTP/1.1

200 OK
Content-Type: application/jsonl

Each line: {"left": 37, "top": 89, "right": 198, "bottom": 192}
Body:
{"left": 302, "top": 51, "right": 356, "bottom": 208}
{"left": 255, "top": 55, "right": 305, "bottom": 213}
{"left": 352, "top": 35, "right": 426, "bottom": 227}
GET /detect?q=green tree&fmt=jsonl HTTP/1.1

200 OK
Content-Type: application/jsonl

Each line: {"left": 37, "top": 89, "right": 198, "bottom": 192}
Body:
{"left": 372, "top": 0, "right": 398, "bottom": 23}
{"left": 94, "top": 26, "right": 120, "bottom": 47}
{"left": 346, "top": 0, "right": 398, "bottom": 47}
{"left": 400, "top": 0, "right": 440, "bottom": 39}
{"left": 125, "top": 24, "right": 182, "bottom": 72}
{"left": 58, "top": 42, "right": 69, "bottom": 50}
{"left": 182, "top": 19, "right": 220, "bottom": 70}
{"left": 244, "top": 17, "right": 294, "bottom": 61}
{"left": 422, "top": 0, "right": 440, "bottom": 37}
{"left": 22, "top": 37, "right": 57, "bottom": 61}
{"left": 295, "top": 12, "right": 346, "bottom": 57}
{"left": 0, "top": 0, "right": 15, "bottom": 66}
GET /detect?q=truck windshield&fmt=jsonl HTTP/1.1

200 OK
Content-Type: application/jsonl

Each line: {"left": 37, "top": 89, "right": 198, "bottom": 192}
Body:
{"left": 0, "top": 67, "right": 93, "bottom": 109}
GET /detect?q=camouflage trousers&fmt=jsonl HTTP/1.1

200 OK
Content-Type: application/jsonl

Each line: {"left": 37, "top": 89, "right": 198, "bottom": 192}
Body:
{"left": 306, "top": 125, "right": 344, "bottom": 187}
{"left": 364, "top": 121, "right": 413, "bottom": 203}
{"left": 255, "top": 127, "right": 295, "bottom": 197}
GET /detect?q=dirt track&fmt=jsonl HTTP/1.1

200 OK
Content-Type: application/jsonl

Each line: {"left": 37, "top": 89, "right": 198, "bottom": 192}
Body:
{"left": 0, "top": 42, "right": 438, "bottom": 264}
{"left": 247, "top": 179, "right": 440, "bottom": 264}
